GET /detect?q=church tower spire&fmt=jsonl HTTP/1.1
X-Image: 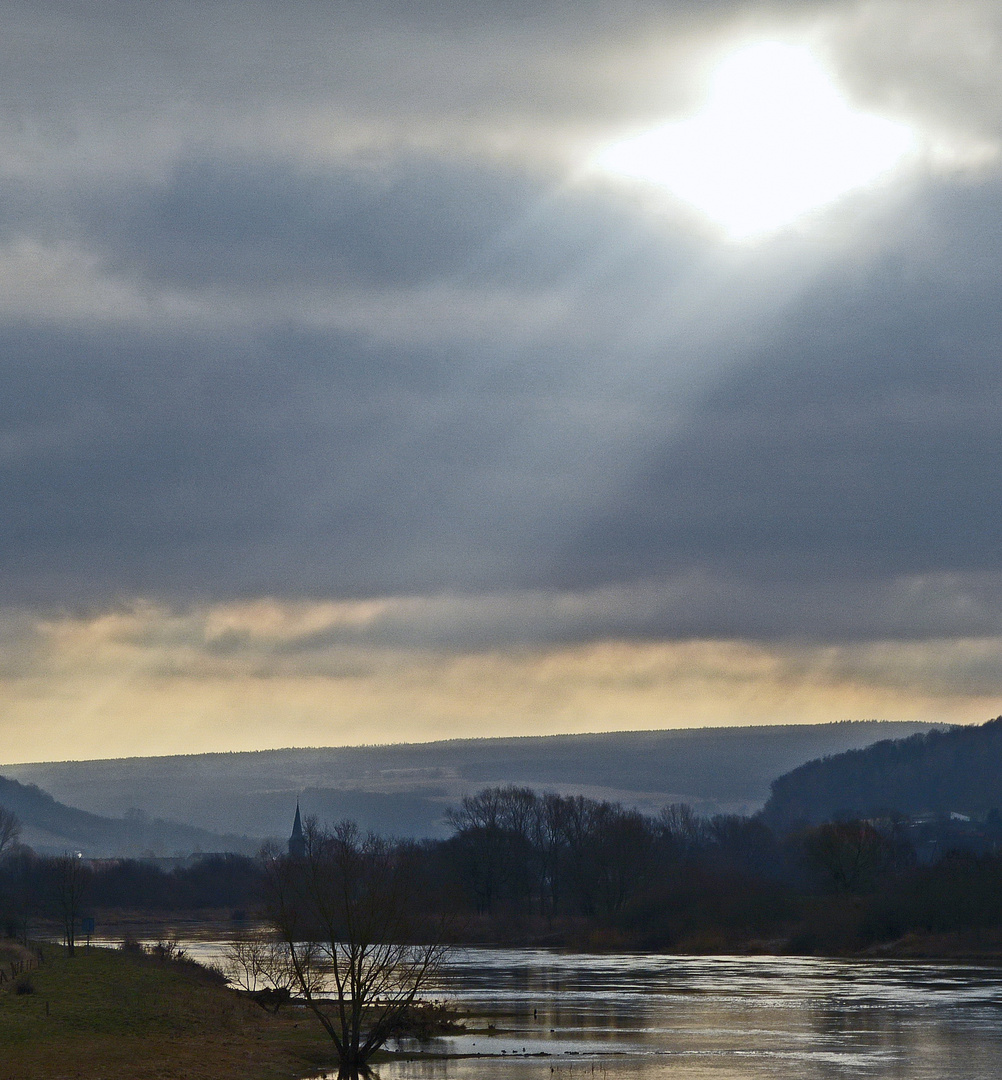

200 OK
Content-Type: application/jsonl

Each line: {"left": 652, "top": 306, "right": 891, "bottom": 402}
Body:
{"left": 288, "top": 802, "right": 306, "bottom": 858}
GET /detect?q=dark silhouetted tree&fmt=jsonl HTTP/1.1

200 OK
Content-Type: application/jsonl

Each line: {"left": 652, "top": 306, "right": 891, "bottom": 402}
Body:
{"left": 265, "top": 818, "right": 447, "bottom": 1075}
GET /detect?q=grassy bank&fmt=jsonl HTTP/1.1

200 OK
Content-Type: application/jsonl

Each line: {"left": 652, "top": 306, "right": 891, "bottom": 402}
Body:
{"left": 0, "top": 941, "right": 336, "bottom": 1080}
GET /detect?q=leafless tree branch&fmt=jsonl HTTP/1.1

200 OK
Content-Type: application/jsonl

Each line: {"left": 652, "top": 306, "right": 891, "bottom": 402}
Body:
{"left": 264, "top": 817, "right": 448, "bottom": 1072}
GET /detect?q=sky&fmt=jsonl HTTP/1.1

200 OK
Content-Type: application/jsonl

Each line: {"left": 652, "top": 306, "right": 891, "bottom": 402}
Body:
{"left": 4, "top": 0, "right": 1002, "bottom": 762}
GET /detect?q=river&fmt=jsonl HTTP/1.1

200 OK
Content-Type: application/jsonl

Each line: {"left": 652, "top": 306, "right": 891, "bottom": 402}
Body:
{"left": 375, "top": 948, "right": 1002, "bottom": 1080}
{"left": 92, "top": 931, "right": 1002, "bottom": 1079}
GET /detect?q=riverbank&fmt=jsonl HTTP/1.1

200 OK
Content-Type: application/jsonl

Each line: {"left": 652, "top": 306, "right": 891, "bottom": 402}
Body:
{"left": 0, "top": 941, "right": 336, "bottom": 1080}
{"left": 863, "top": 929, "right": 1002, "bottom": 961}
{"left": 59, "top": 905, "right": 1002, "bottom": 963}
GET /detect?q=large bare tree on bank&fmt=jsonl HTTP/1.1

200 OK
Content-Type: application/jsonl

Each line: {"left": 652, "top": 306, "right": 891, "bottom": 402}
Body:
{"left": 265, "top": 818, "right": 447, "bottom": 1075}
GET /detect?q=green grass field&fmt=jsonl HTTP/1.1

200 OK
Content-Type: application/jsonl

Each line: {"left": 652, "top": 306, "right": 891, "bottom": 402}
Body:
{"left": 0, "top": 941, "right": 336, "bottom": 1080}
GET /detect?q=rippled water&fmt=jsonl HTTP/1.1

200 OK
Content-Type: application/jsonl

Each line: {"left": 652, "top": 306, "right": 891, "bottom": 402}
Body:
{"left": 93, "top": 930, "right": 1002, "bottom": 1079}
{"left": 378, "top": 949, "right": 1002, "bottom": 1080}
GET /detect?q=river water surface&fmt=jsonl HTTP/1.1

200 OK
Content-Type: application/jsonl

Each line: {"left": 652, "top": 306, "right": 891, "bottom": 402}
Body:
{"left": 97, "top": 932, "right": 1002, "bottom": 1079}
{"left": 379, "top": 948, "right": 1002, "bottom": 1080}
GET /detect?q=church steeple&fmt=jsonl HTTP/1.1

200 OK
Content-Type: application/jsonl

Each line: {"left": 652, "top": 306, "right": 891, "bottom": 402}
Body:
{"left": 288, "top": 802, "right": 306, "bottom": 858}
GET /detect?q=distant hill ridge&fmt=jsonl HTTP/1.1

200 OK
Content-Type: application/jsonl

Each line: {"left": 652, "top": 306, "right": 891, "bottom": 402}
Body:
{"left": 0, "top": 774, "right": 254, "bottom": 858}
{"left": 4, "top": 721, "right": 944, "bottom": 842}
{"left": 762, "top": 716, "right": 1002, "bottom": 828}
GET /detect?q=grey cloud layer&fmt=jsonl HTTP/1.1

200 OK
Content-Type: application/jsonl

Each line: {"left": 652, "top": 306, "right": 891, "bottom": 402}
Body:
{"left": 3, "top": 0, "right": 1002, "bottom": 645}
{"left": 568, "top": 180, "right": 1002, "bottom": 589}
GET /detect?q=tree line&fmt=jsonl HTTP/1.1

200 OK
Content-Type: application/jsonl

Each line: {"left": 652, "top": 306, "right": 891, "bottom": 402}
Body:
{"left": 3, "top": 787, "right": 1002, "bottom": 954}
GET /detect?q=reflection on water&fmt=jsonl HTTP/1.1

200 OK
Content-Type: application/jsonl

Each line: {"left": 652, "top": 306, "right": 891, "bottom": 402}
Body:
{"left": 90, "top": 931, "right": 1002, "bottom": 1080}
{"left": 378, "top": 949, "right": 1002, "bottom": 1080}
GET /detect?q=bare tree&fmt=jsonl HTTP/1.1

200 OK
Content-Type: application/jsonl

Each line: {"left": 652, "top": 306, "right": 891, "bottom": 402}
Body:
{"left": 222, "top": 934, "right": 322, "bottom": 1012}
{"left": 2, "top": 848, "right": 40, "bottom": 944}
{"left": 265, "top": 818, "right": 447, "bottom": 1074}
{"left": 659, "top": 803, "right": 706, "bottom": 856}
{"left": 0, "top": 807, "right": 20, "bottom": 859}
{"left": 51, "top": 854, "right": 90, "bottom": 957}
{"left": 224, "top": 936, "right": 287, "bottom": 993}
{"left": 801, "top": 819, "right": 905, "bottom": 895}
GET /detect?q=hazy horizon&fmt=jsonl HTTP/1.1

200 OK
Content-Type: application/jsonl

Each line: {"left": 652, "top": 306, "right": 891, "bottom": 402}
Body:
{"left": 0, "top": 717, "right": 953, "bottom": 770}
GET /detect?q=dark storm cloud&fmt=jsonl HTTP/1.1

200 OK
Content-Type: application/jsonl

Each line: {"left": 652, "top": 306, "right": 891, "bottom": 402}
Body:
{"left": 0, "top": 308, "right": 657, "bottom": 604}
{"left": 3, "top": 0, "right": 1002, "bottom": 649}
{"left": 74, "top": 156, "right": 534, "bottom": 290}
{"left": 62, "top": 152, "right": 694, "bottom": 293}
{"left": 0, "top": 321, "right": 506, "bottom": 599}
{"left": 565, "top": 176, "right": 1002, "bottom": 598}
{"left": 5, "top": 168, "right": 1002, "bottom": 639}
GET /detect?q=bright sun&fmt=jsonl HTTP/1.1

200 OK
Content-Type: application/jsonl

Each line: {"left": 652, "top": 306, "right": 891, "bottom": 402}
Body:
{"left": 594, "top": 42, "right": 917, "bottom": 239}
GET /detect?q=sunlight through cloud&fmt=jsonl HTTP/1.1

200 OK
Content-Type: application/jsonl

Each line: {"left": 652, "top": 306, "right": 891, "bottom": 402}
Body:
{"left": 594, "top": 42, "right": 917, "bottom": 239}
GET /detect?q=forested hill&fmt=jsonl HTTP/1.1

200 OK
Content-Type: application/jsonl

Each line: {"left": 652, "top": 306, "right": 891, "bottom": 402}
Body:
{"left": 0, "top": 775, "right": 254, "bottom": 857}
{"left": 761, "top": 717, "right": 1002, "bottom": 828}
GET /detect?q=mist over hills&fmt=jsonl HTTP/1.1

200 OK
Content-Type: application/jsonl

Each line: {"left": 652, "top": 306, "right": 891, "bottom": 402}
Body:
{"left": 762, "top": 716, "right": 1002, "bottom": 828}
{"left": 0, "top": 775, "right": 254, "bottom": 858}
{"left": 4, "top": 721, "right": 942, "bottom": 845}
